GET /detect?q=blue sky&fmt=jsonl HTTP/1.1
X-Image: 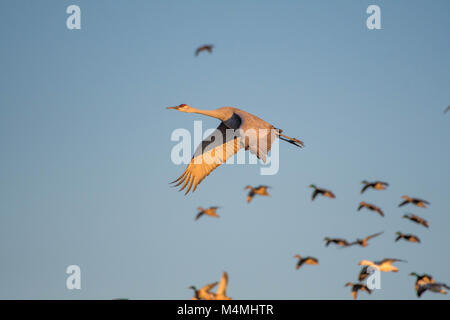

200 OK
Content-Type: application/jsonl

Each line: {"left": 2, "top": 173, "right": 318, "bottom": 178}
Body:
{"left": 0, "top": 0, "right": 449, "bottom": 299}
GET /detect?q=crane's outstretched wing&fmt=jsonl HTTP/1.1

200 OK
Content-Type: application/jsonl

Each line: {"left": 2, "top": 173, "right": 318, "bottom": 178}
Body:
{"left": 172, "top": 123, "right": 242, "bottom": 194}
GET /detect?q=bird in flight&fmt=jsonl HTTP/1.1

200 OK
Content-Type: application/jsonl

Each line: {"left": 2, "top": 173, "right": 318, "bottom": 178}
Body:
{"left": 395, "top": 232, "right": 421, "bottom": 243}
{"left": 167, "top": 104, "right": 303, "bottom": 194}
{"left": 345, "top": 282, "right": 372, "bottom": 300}
{"left": 195, "top": 206, "right": 220, "bottom": 220}
{"left": 309, "top": 185, "right": 335, "bottom": 201}
{"left": 195, "top": 44, "right": 214, "bottom": 56}
{"left": 402, "top": 213, "right": 429, "bottom": 228}
{"left": 358, "top": 201, "right": 384, "bottom": 217}
{"left": 410, "top": 272, "right": 435, "bottom": 296}
{"left": 444, "top": 105, "right": 450, "bottom": 114}
{"left": 358, "top": 258, "right": 406, "bottom": 273}
{"left": 245, "top": 185, "right": 270, "bottom": 203}
{"left": 293, "top": 255, "right": 319, "bottom": 270}
{"left": 398, "top": 195, "right": 430, "bottom": 208}
{"left": 351, "top": 231, "right": 384, "bottom": 247}
{"left": 323, "top": 237, "right": 351, "bottom": 248}
{"left": 360, "top": 180, "right": 389, "bottom": 194}
{"left": 215, "top": 272, "right": 232, "bottom": 300}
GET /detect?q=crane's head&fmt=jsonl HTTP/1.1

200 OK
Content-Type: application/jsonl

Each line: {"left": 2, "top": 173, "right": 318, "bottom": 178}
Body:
{"left": 293, "top": 254, "right": 301, "bottom": 259}
{"left": 167, "top": 104, "right": 192, "bottom": 112}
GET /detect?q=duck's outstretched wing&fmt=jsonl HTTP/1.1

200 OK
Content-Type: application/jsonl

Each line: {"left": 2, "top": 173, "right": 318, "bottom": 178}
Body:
{"left": 216, "top": 272, "right": 228, "bottom": 296}
{"left": 171, "top": 122, "right": 242, "bottom": 194}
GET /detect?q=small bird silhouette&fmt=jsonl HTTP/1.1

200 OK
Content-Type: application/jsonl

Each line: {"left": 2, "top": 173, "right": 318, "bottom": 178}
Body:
{"left": 398, "top": 195, "right": 430, "bottom": 208}
{"left": 402, "top": 213, "right": 429, "bottom": 228}
{"left": 309, "top": 185, "right": 335, "bottom": 201}
{"left": 351, "top": 232, "right": 384, "bottom": 247}
{"left": 324, "top": 237, "right": 351, "bottom": 248}
{"left": 358, "top": 201, "right": 384, "bottom": 217}
{"left": 444, "top": 105, "right": 450, "bottom": 114}
{"left": 294, "top": 254, "right": 319, "bottom": 270}
{"left": 195, "top": 206, "right": 220, "bottom": 220}
{"left": 410, "top": 272, "right": 435, "bottom": 296}
{"left": 245, "top": 185, "right": 270, "bottom": 203}
{"left": 395, "top": 232, "right": 420, "bottom": 243}
{"left": 360, "top": 180, "right": 389, "bottom": 194}
{"left": 195, "top": 44, "right": 214, "bottom": 56}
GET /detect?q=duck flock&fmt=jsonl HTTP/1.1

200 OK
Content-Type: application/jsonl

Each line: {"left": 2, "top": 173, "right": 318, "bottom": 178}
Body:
{"left": 174, "top": 45, "right": 449, "bottom": 301}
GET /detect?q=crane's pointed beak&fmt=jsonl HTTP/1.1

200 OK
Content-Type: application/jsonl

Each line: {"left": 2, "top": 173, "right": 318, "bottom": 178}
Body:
{"left": 166, "top": 106, "right": 178, "bottom": 110}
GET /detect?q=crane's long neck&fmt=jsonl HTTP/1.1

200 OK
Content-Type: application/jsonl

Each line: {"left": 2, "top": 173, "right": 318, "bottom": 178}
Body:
{"left": 187, "top": 107, "right": 228, "bottom": 121}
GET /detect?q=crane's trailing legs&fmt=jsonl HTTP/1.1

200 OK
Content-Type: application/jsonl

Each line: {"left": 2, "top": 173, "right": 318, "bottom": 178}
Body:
{"left": 275, "top": 128, "right": 304, "bottom": 148}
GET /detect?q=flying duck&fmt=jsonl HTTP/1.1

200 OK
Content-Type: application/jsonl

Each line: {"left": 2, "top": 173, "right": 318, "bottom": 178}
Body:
{"left": 398, "top": 195, "right": 430, "bottom": 208}
{"left": 195, "top": 206, "right": 220, "bottom": 220}
{"left": 395, "top": 232, "right": 421, "bottom": 243}
{"left": 402, "top": 213, "right": 429, "bottom": 228}
{"left": 195, "top": 44, "right": 214, "bottom": 56}
{"left": 409, "top": 272, "right": 435, "bottom": 295}
{"left": 351, "top": 231, "right": 384, "bottom": 247}
{"left": 245, "top": 185, "right": 270, "bottom": 203}
{"left": 358, "top": 258, "right": 406, "bottom": 272}
{"left": 358, "top": 201, "right": 384, "bottom": 217}
{"left": 294, "top": 255, "right": 319, "bottom": 270}
{"left": 324, "top": 237, "right": 351, "bottom": 248}
{"left": 360, "top": 180, "right": 389, "bottom": 194}
{"left": 309, "top": 185, "right": 335, "bottom": 201}
{"left": 345, "top": 282, "right": 372, "bottom": 300}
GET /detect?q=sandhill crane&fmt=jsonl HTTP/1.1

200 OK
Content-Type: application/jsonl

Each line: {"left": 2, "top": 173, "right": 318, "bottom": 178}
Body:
{"left": 189, "top": 282, "right": 218, "bottom": 300}
{"left": 358, "top": 258, "right": 406, "bottom": 273}
{"left": 309, "top": 185, "right": 335, "bottom": 201}
{"left": 358, "top": 201, "right": 384, "bottom": 217}
{"left": 195, "top": 44, "right": 214, "bottom": 56}
{"left": 195, "top": 206, "right": 220, "bottom": 220}
{"left": 215, "top": 272, "right": 231, "bottom": 300}
{"left": 402, "top": 213, "right": 429, "bottom": 228}
{"left": 323, "top": 237, "right": 351, "bottom": 248}
{"left": 345, "top": 282, "right": 372, "bottom": 300}
{"left": 351, "top": 231, "right": 384, "bottom": 247}
{"left": 417, "top": 282, "right": 450, "bottom": 298}
{"left": 398, "top": 195, "right": 430, "bottom": 208}
{"left": 444, "top": 105, "right": 450, "bottom": 114}
{"left": 293, "top": 255, "right": 319, "bottom": 270}
{"left": 395, "top": 232, "right": 420, "bottom": 243}
{"left": 360, "top": 180, "right": 389, "bottom": 194}
{"left": 167, "top": 104, "right": 303, "bottom": 194}
{"left": 410, "top": 272, "right": 435, "bottom": 296}
{"left": 245, "top": 185, "right": 270, "bottom": 203}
